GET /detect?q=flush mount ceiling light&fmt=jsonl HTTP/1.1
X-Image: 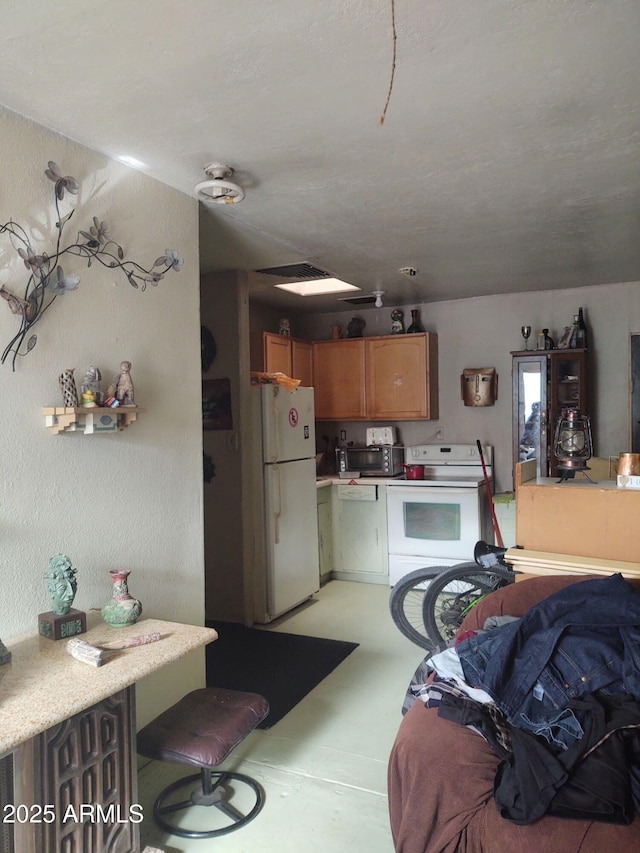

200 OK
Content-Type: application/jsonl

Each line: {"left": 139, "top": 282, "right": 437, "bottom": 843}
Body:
{"left": 372, "top": 290, "right": 384, "bottom": 308}
{"left": 274, "top": 278, "right": 360, "bottom": 297}
{"left": 195, "top": 163, "right": 245, "bottom": 204}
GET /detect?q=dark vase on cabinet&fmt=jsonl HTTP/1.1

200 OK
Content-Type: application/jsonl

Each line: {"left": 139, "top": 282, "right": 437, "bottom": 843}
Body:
{"left": 407, "top": 309, "right": 423, "bottom": 333}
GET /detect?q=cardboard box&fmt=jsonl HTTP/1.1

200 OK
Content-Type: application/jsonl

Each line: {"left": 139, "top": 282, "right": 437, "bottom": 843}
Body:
{"left": 617, "top": 474, "right": 640, "bottom": 489}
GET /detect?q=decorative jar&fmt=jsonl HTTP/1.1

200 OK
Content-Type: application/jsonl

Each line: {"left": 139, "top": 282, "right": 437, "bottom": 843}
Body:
{"left": 101, "top": 569, "right": 142, "bottom": 627}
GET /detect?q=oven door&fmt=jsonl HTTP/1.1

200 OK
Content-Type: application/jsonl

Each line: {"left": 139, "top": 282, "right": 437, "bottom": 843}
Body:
{"left": 386, "top": 485, "right": 483, "bottom": 562}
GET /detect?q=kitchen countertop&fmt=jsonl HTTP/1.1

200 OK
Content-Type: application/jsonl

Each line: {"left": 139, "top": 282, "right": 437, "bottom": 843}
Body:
{"left": 0, "top": 613, "right": 217, "bottom": 755}
{"left": 316, "top": 475, "right": 397, "bottom": 487}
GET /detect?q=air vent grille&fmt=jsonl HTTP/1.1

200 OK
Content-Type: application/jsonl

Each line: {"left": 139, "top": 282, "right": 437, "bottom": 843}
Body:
{"left": 255, "top": 263, "right": 332, "bottom": 279}
{"left": 336, "top": 295, "right": 376, "bottom": 305}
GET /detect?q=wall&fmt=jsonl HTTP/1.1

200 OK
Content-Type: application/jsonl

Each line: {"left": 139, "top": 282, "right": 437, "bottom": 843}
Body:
{"left": 295, "top": 282, "right": 640, "bottom": 494}
{"left": 0, "top": 109, "right": 205, "bottom": 727}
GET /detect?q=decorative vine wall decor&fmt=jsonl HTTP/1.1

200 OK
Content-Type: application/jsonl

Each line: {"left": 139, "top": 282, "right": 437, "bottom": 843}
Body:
{"left": 0, "top": 161, "right": 183, "bottom": 370}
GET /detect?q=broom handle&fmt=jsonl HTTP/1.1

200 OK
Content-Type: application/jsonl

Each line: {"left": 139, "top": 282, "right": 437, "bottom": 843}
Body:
{"left": 476, "top": 439, "right": 503, "bottom": 547}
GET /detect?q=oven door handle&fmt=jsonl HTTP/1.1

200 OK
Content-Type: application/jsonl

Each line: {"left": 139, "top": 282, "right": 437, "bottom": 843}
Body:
{"left": 387, "top": 486, "right": 476, "bottom": 496}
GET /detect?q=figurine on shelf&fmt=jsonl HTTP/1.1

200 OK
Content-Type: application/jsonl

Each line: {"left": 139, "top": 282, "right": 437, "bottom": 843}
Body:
{"left": 390, "top": 309, "right": 404, "bottom": 334}
{"left": 279, "top": 318, "right": 291, "bottom": 337}
{"left": 45, "top": 554, "right": 78, "bottom": 616}
{"left": 81, "top": 365, "right": 102, "bottom": 404}
{"left": 107, "top": 360, "right": 136, "bottom": 407}
{"left": 59, "top": 368, "right": 79, "bottom": 407}
{"left": 347, "top": 317, "right": 365, "bottom": 338}
{"left": 80, "top": 389, "right": 97, "bottom": 407}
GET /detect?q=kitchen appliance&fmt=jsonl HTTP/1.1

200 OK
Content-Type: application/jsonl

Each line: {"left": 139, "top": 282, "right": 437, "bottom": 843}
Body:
{"left": 336, "top": 444, "right": 404, "bottom": 477}
{"left": 386, "top": 443, "right": 494, "bottom": 586}
{"left": 366, "top": 426, "right": 397, "bottom": 446}
{"left": 251, "top": 384, "right": 319, "bottom": 622}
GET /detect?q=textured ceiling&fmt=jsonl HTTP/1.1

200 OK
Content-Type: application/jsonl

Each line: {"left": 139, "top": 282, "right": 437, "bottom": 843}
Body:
{"left": 1, "top": 0, "right": 639, "bottom": 315}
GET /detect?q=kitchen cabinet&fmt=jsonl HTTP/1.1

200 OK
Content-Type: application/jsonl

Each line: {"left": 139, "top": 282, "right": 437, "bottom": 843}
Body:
{"left": 331, "top": 483, "right": 389, "bottom": 583}
{"left": 317, "top": 485, "right": 333, "bottom": 585}
{"left": 312, "top": 339, "right": 367, "bottom": 419}
{"left": 511, "top": 349, "right": 588, "bottom": 480}
{"left": 263, "top": 332, "right": 313, "bottom": 386}
{"left": 313, "top": 332, "right": 438, "bottom": 421}
{"left": 366, "top": 333, "right": 438, "bottom": 420}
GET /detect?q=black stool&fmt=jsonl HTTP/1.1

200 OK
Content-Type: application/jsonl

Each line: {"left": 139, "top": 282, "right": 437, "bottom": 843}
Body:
{"left": 137, "top": 687, "right": 269, "bottom": 839}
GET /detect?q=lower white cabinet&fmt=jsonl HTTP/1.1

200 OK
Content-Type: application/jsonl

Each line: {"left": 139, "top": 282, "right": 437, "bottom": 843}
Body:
{"left": 331, "top": 484, "right": 389, "bottom": 584}
{"left": 317, "top": 486, "right": 334, "bottom": 585}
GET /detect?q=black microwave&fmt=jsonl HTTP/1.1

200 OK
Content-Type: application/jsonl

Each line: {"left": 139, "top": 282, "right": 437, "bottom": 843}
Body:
{"left": 336, "top": 445, "right": 404, "bottom": 477}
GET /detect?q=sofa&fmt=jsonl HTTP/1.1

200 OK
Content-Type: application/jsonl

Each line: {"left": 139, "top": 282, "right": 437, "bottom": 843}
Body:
{"left": 388, "top": 574, "right": 640, "bottom": 853}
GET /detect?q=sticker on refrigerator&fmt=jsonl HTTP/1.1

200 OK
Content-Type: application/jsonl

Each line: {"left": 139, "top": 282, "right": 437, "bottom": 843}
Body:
{"left": 288, "top": 408, "right": 299, "bottom": 427}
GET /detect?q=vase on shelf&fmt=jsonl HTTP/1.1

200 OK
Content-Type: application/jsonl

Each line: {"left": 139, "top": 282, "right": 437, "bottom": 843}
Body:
{"left": 101, "top": 569, "right": 142, "bottom": 628}
{"left": 407, "top": 309, "right": 424, "bottom": 333}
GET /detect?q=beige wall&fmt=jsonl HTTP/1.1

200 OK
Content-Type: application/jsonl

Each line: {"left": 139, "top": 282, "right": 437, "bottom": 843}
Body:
{"left": 0, "top": 109, "right": 205, "bottom": 726}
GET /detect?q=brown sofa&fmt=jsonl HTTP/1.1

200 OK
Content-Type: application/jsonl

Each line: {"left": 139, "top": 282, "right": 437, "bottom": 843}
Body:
{"left": 388, "top": 574, "right": 640, "bottom": 853}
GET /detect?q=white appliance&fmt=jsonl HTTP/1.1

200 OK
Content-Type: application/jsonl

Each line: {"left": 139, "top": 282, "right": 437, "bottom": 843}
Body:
{"left": 251, "top": 384, "right": 319, "bottom": 622}
{"left": 386, "top": 443, "right": 493, "bottom": 586}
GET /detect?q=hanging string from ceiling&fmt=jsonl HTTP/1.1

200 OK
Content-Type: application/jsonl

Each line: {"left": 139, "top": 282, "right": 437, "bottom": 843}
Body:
{"left": 380, "top": 0, "right": 397, "bottom": 125}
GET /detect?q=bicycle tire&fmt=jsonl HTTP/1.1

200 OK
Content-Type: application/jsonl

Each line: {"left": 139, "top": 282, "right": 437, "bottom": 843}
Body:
{"left": 389, "top": 564, "right": 476, "bottom": 650}
{"left": 422, "top": 564, "right": 515, "bottom": 646}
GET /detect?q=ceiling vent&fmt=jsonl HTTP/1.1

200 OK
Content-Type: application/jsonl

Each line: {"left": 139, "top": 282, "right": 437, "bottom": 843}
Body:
{"left": 336, "top": 294, "right": 377, "bottom": 305}
{"left": 255, "top": 263, "right": 332, "bottom": 279}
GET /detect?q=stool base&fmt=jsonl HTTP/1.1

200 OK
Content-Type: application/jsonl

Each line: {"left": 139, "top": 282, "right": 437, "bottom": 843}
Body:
{"left": 153, "top": 768, "right": 264, "bottom": 839}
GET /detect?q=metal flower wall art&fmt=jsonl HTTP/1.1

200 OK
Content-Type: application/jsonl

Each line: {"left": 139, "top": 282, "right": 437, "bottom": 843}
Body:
{"left": 0, "top": 161, "right": 183, "bottom": 369}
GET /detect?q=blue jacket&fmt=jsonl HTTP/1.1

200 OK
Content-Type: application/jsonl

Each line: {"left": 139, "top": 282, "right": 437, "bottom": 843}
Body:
{"left": 457, "top": 574, "right": 640, "bottom": 748}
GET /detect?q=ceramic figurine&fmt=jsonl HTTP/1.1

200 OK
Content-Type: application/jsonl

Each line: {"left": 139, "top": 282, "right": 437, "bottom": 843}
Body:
{"left": 110, "top": 360, "right": 135, "bottom": 406}
{"left": 59, "top": 368, "right": 79, "bottom": 407}
{"left": 390, "top": 309, "right": 404, "bottom": 334}
{"left": 45, "top": 554, "right": 78, "bottom": 616}
{"left": 279, "top": 318, "right": 291, "bottom": 337}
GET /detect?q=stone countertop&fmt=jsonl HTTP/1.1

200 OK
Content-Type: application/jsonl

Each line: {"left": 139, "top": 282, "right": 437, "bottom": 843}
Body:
{"left": 0, "top": 614, "right": 217, "bottom": 755}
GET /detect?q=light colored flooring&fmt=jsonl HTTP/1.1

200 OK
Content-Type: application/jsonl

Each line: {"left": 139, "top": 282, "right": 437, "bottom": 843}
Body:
{"left": 138, "top": 579, "right": 425, "bottom": 853}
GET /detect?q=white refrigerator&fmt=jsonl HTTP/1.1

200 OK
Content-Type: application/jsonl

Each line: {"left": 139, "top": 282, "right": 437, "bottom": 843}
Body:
{"left": 251, "top": 384, "right": 319, "bottom": 623}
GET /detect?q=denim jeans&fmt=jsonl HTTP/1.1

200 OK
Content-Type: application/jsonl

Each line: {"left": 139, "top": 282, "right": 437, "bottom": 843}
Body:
{"left": 458, "top": 574, "right": 640, "bottom": 748}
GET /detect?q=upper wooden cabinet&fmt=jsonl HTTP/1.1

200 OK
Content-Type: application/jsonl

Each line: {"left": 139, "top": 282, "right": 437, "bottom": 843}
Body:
{"left": 366, "top": 333, "right": 438, "bottom": 420}
{"left": 312, "top": 338, "right": 367, "bottom": 419}
{"left": 263, "top": 332, "right": 313, "bottom": 387}
{"left": 313, "top": 332, "right": 439, "bottom": 421}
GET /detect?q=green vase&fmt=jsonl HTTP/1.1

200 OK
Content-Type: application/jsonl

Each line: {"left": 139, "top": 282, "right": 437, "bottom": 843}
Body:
{"left": 101, "top": 569, "right": 142, "bottom": 628}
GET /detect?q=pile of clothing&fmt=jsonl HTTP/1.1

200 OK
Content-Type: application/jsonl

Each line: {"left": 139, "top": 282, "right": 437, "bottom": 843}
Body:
{"left": 409, "top": 573, "right": 640, "bottom": 825}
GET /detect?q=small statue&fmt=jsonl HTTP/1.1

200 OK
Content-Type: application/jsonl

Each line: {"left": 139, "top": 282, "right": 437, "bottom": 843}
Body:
{"left": 390, "top": 309, "right": 404, "bottom": 334}
{"left": 279, "top": 318, "right": 291, "bottom": 337}
{"left": 59, "top": 368, "right": 79, "bottom": 407}
{"left": 107, "top": 360, "right": 136, "bottom": 406}
{"left": 45, "top": 554, "right": 78, "bottom": 616}
{"left": 347, "top": 317, "right": 365, "bottom": 338}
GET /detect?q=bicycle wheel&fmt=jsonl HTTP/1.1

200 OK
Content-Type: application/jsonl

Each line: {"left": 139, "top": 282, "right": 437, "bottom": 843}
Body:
{"left": 422, "top": 564, "right": 515, "bottom": 646}
{"left": 389, "top": 565, "right": 475, "bottom": 650}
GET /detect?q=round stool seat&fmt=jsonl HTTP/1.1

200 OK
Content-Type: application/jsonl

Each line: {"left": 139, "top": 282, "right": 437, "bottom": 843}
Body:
{"left": 137, "top": 687, "right": 269, "bottom": 838}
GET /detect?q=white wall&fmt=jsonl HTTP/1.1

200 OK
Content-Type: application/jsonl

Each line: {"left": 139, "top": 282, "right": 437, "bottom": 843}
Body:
{"left": 0, "top": 109, "right": 205, "bottom": 726}
{"left": 296, "top": 282, "right": 640, "bottom": 493}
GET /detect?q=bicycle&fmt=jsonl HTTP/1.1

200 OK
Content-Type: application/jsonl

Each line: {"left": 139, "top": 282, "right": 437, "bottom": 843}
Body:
{"left": 389, "top": 542, "right": 516, "bottom": 649}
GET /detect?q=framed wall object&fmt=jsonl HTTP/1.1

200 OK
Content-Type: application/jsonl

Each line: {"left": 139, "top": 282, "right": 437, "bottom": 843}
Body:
{"left": 557, "top": 326, "right": 573, "bottom": 349}
{"left": 461, "top": 368, "right": 497, "bottom": 407}
{"left": 202, "top": 378, "right": 232, "bottom": 430}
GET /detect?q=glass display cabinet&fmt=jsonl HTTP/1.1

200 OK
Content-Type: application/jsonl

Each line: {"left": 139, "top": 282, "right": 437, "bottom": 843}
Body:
{"left": 511, "top": 349, "right": 588, "bottom": 482}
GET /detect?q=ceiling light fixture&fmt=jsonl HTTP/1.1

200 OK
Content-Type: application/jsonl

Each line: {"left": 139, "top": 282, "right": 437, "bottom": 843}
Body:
{"left": 274, "top": 278, "right": 360, "bottom": 297}
{"left": 195, "top": 163, "right": 245, "bottom": 205}
{"left": 372, "top": 290, "right": 384, "bottom": 308}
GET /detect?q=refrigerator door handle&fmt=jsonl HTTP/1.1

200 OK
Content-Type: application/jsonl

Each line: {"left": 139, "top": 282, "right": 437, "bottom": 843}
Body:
{"left": 272, "top": 463, "right": 282, "bottom": 544}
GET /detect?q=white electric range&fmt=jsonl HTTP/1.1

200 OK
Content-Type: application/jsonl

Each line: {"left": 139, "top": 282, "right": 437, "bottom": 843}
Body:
{"left": 386, "top": 443, "right": 494, "bottom": 586}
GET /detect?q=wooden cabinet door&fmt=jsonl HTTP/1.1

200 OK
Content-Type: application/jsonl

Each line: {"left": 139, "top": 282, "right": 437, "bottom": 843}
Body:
{"left": 313, "top": 339, "right": 366, "bottom": 419}
{"left": 365, "top": 333, "right": 439, "bottom": 420}
{"left": 263, "top": 332, "right": 291, "bottom": 375}
{"left": 292, "top": 339, "right": 313, "bottom": 387}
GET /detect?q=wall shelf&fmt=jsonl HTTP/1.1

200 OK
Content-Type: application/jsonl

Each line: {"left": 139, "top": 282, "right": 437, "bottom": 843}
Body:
{"left": 42, "top": 407, "right": 147, "bottom": 435}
